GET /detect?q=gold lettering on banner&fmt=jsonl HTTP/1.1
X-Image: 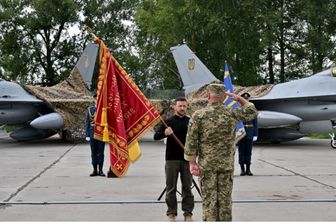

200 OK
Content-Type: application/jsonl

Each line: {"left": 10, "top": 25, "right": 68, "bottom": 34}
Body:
{"left": 123, "top": 108, "right": 135, "bottom": 120}
{"left": 107, "top": 90, "right": 120, "bottom": 112}
{"left": 116, "top": 111, "right": 123, "bottom": 123}
{"left": 111, "top": 73, "right": 117, "bottom": 87}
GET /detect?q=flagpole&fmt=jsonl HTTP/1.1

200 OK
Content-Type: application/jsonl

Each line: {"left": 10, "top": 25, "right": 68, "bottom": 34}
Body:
{"left": 159, "top": 117, "right": 185, "bottom": 151}
{"left": 85, "top": 25, "right": 98, "bottom": 41}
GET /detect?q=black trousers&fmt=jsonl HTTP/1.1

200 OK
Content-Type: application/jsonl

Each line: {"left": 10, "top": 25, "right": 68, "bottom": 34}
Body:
{"left": 238, "top": 136, "right": 253, "bottom": 164}
{"left": 89, "top": 133, "right": 105, "bottom": 165}
{"left": 165, "top": 160, "right": 194, "bottom": 216}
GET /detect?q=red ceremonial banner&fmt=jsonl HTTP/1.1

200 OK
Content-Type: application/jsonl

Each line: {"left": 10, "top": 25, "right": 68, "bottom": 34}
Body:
{"left": 93, "top": 39, "right": 160, "bottom": 177}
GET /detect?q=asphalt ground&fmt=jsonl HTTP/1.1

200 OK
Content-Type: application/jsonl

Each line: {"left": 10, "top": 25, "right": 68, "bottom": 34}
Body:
{"left": 0, "top": 130, "right": 336, "bottom": 221}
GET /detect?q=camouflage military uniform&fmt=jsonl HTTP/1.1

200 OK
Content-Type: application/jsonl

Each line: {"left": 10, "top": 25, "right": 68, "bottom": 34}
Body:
{"left": 184, "top": 100, "right": 258, "bottom": 221}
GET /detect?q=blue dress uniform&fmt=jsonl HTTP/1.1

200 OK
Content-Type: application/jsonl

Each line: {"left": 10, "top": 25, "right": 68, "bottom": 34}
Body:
{"left": 85, "top": 106, "right": 106, "bottom": 177}
{"left": 238, "top": 117, "right": 258, "bottom": 175}
{"left": 238, "top": 92, "right": 258, "bottom": 176}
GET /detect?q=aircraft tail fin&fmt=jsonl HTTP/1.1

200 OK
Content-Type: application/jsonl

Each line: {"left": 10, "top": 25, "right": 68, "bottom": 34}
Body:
{"left": 75, "top": 43, "right": 99, "bottom": 90}
{"left": 170, "top": 44, "right": 219, "bottom": 95}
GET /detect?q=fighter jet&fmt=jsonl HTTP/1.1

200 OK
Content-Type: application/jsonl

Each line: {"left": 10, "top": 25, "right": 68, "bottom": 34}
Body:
{"left": 0, "top": 43, "right": 99, "bottom": 141}
{"left": 171, "top": 44, "right": 336, "bottom": 148}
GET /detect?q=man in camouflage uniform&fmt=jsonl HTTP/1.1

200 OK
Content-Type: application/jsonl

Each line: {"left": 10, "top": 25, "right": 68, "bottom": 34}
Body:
{"left": 184, "top": 83, "right": 258, "bottom": 221}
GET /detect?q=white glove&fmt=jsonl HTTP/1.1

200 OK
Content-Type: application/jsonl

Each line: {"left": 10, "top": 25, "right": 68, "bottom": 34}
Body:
{"left": 85, "top": 137, "right": 90, "bottom": 142}
{"left": 253, "top": 136, "right": 258, "bottom": 142}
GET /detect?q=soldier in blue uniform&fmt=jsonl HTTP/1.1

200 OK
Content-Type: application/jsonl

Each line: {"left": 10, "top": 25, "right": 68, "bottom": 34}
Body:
{"left": 238, "top": 92, "right": 258, "bottom": 176}
{"left": 85, "top": 101, "right": 106, "bottom": 177}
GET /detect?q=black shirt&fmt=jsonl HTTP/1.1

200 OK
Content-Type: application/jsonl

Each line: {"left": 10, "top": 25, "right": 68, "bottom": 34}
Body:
{"left": 154, "top": 114, "right": 190, "bottom": 161}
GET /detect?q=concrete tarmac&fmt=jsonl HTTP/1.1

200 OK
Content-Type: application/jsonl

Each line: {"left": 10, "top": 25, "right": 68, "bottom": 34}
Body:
{"left": 0, "top": 130, "right": 336, "bottom": 221}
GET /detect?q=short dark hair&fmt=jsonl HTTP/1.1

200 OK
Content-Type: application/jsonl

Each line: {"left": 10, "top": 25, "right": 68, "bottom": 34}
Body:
{"left": 174, "top": 97, "right": 187, "bottom": 103}
{"left": 174, "top": 97, "right": 187, "bottom": 104}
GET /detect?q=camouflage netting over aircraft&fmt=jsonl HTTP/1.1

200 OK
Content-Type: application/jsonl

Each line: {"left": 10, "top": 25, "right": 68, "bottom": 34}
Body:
{"left": 185, "top": 81, "right": 274, "bottom": 117}
{"left": 187, "top": 81, "right": 274, "bottom": 101}
{"left": 23, "top": 67, "right": 94, "bottom": 142}
{"left": 150, "top": 82, "right": 274, "bottom": 131}
{"left": 22, "top": 67, "right": 274, "bottom": 142}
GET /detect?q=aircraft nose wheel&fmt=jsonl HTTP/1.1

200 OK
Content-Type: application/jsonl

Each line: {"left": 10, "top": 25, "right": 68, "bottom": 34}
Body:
{"left": 331, "top": 139, "right": 336, "bottom": 149}
{"left": 329, "top": 132, "right": 336, "bottom": 149}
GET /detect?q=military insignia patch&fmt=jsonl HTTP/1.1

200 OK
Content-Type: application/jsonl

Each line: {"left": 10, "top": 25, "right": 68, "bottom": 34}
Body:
{"left": 332, "top": 66, "right": 336, "bottom": 77}
{"left": 188, "top": 58, "right": 195, "bottom": 70}
{"left": 83, "top": 55, "right": 89, "bottom": 68}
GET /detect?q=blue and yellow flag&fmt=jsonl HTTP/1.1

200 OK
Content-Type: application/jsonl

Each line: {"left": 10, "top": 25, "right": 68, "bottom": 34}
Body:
{"left": 223, "top": 63, "right": 246, "bottom": 143}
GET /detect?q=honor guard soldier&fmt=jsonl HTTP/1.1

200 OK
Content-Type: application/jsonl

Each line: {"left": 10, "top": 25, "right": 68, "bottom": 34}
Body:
{"left": 85, "top": 96, "right": 106, "bottom": 177}
{"left": 238, "top": 92, "right": 258, "bottom": 176}
{"left": 184, "top": 83, "right": 258, "bottom": 221}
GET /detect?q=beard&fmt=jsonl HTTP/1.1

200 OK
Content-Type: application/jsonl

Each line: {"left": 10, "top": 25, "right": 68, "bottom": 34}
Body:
{"left": 176, "top": 110, "right": 186, "bottom": 116}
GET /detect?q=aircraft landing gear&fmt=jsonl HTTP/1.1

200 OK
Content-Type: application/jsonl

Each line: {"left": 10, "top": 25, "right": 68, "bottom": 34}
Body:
{"left": 60, "top": 130, "right": 70, "bottom": 142}
{"left": 329, "top": 132, "right": 336, "bottom": 149}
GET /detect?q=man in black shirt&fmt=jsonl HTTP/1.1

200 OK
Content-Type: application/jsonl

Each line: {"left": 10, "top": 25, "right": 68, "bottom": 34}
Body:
{"left": 154, "top": 98, "right": 194, "bottom": 222}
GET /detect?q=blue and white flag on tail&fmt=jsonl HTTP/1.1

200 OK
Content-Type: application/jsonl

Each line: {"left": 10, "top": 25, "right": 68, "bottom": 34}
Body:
{"left": 223, "top": 62, "right": 246, "bottom": 143}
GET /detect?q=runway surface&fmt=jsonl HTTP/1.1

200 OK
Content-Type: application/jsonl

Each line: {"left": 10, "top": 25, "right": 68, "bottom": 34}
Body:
{"left": 0, "top": 130, "right": 336, "bottom": 221}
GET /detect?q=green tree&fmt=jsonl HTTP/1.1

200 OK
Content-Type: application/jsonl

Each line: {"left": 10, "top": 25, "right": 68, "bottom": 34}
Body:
{"left": 0, "top": 0, "right": 81, "bottom": 85}
{"left": 134, "top": 0, "right": 189, "bottom": 91}
{"left": 134, "top": 0, "right": 265, "bottom": 89}
{"left": 300, "top": 0, "right": 336, "bottom": 73}
{"left": 0, "top": 0, "right": 32, "bottom": 82}
{"left": 221, "top": 0, "right": 264, "bottom": 85}
{"left": 79, "top": 0, "right": 142, "bottom": 90}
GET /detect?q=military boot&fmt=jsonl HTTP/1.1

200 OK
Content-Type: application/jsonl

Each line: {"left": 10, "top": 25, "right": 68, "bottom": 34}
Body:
{"left": 107, "top": 167, "right": 118, "bottom": 178}
{"left": 90, "top": 164, "right": 98, "bottom": 177}
{"left": 98, "top": 164, "right": 106, "bottom": 177}
{"left": 240, "top": 164, "right": 245, "bottom": 176}
{"left": 246, "top": 164, "right": 253, "bottom": 176}
{"left": 184, "top": 215, "right": 193, "bottom": 221}
{"left": 167, "top": 214, "right": 176, "bottom": 221}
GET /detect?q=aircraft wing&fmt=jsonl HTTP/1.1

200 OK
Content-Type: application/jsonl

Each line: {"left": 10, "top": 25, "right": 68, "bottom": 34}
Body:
{"left": 252, "top": 67, "right": 336, "bottom": 101}
{"left": 251, "top": 67, "right": 336, "bottom": 142}
{"left": 0, "top": 80, "right": 43, "bottom": 103}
